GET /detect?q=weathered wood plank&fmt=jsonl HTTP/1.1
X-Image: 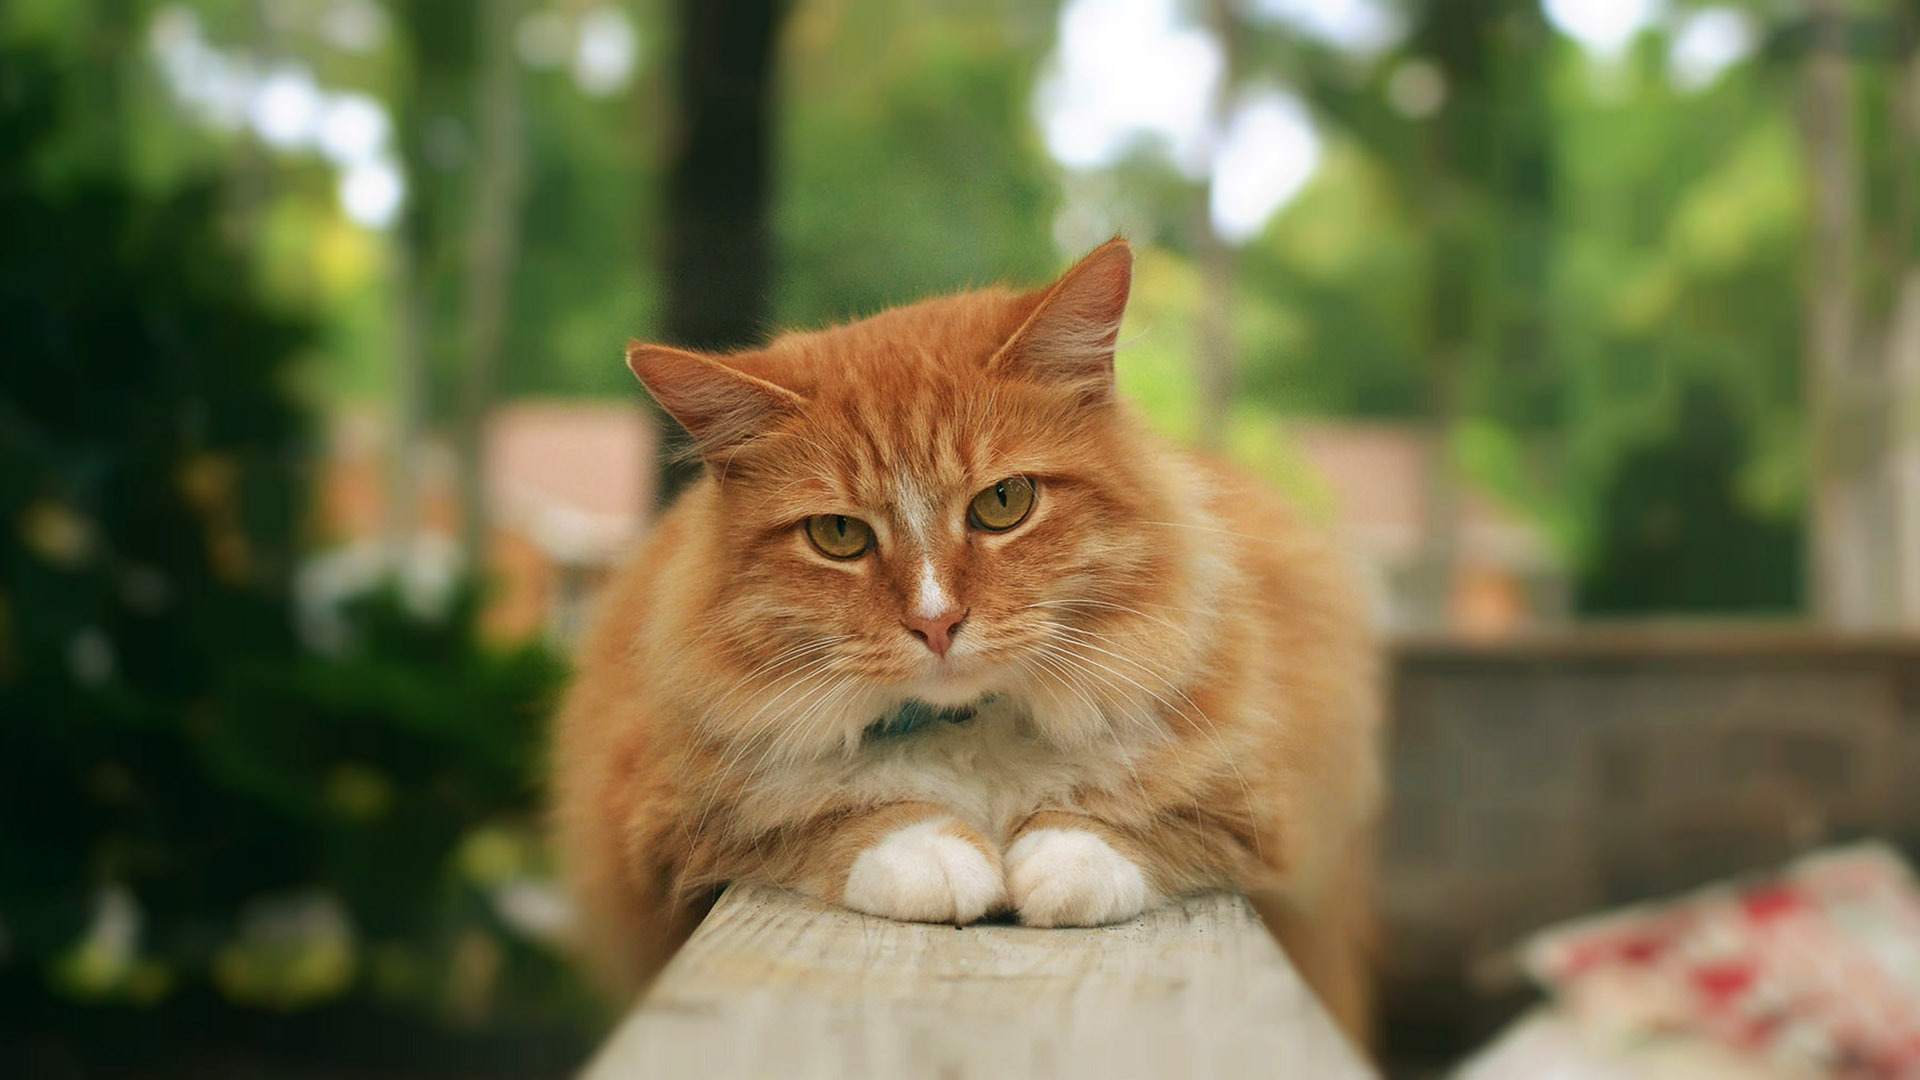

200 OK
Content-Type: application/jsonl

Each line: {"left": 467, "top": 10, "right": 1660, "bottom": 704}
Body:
{"left": 583, "top": 884, "right": 1374, "bottom": 1080}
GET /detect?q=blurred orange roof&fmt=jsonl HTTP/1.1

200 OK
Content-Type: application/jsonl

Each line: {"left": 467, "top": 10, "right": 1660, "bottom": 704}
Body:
{"left": 322, "top": 402, "right": 657, "bottom": 564}
{"left": 484, "top": 403, "right": 657, "bottom": 563}
{"left": 1286, "top": 422, "right": 1558, "bottom": 572}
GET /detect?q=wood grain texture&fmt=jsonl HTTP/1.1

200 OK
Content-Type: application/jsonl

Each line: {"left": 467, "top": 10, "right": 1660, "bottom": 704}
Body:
{"left": 582, "top": 884, "right": 1374, "bottom": 1080}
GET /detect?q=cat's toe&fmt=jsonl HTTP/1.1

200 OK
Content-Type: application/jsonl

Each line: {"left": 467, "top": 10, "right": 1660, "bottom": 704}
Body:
{"left": 842, "top": 819, "right": 1005, "bottom": 924}
{"left": 1006, "top": 827, "right": 1154, "bottom": 927}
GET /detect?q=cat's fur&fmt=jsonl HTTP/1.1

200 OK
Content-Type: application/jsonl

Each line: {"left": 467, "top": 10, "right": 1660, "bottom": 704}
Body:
{"left": 547, "top": 239, "right": 1383, "bottom": 1041}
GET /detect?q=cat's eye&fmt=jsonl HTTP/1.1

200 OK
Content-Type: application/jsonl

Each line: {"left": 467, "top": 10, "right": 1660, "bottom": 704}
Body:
{"left": 968, "top": 477, "right": 1036, "bottom": 532}
{"left": 805, "top": 514, "right": 874, "bottom": 559}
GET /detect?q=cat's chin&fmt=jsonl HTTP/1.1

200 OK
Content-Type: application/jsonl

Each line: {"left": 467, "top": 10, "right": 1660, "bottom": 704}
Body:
{"left": 883, "top": 645, "right": 998, "bottom": 707}
{"left": 907, "top": 685, "right": 990, "bottom": 708}
{"left": 898, "top": 664, "right": 1000, "bottom": 708}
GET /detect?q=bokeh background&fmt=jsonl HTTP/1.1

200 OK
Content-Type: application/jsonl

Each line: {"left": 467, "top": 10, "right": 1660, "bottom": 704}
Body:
{"left": 3, "top": 0, "right": 1918, "bottom": 1076}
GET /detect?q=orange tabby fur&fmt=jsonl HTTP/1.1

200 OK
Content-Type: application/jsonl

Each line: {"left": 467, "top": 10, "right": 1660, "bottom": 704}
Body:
{"left": 547, "top": 239, "right": 1383, "bottom": 1042}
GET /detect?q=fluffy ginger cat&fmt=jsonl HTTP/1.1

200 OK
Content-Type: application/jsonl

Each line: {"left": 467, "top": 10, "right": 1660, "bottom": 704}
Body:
{"left": 548, "top": 238, "right": 1382, "bottom": 1039}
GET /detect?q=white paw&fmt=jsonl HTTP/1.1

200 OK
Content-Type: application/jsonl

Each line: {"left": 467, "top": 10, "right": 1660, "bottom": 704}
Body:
{"left": 843, "top": 820, "right": 1005, "bottom": 924}
{"left": 1006, "top": 827, "right": 1153, "bottom": 927}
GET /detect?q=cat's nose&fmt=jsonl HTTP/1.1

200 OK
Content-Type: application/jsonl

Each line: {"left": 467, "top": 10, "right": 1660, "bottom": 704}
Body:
{"left": 902, "top": 609, "right": 968, "bottom": 658}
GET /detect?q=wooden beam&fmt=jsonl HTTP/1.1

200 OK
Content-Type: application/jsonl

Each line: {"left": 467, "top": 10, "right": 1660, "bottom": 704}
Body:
{"left": 583, "top": 883, "right": 1374, "bottom": 1079}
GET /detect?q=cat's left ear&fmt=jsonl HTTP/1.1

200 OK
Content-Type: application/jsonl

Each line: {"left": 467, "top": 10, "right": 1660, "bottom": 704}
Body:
{"left": 988, "top": 236, "right": 1132, "bottom": 403}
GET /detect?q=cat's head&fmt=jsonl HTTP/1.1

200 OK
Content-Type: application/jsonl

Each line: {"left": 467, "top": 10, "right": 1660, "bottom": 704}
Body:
{"left": 629, "top": 239, "right": 1202, "bottom": 753}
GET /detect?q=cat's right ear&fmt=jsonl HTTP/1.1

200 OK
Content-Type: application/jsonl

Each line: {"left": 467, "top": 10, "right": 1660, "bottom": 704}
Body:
{"left": 988, "top": 236, "right": 1133, "bottom": 404}
{"left": 625, "top": 342, "right": 804, "bottom": 463}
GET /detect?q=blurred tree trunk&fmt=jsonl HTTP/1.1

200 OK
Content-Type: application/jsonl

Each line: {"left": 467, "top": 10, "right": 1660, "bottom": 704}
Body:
{"left": 1398, "top": 0, "right": 1553, "bottom": 631}
{"left": 80, "top": 0, "right": 132, "bottom": 168}
{"left": 1414, "top": 226, "right": 1471, "bottom": 631}
{"left": 1193, "top": 215, "right": 1237, "bottom": 451}
{"left": 227, "top": 2, "right": 279, "bottom": 225}
{"left": 1193, "top": 0, "right": 1238, "bottom": 451}
{"left": 1279, "top": 0, "right": 1553, "bottom": 628}
{"left": 454, "top": 0, "right": 528, "bottom": 572}
{"left": 1403, "top": 1, "right": 1499, "bottom": 630}
{"left": 388, "top": 241, "right": 429, "bottom": 565}
{"left": 390, "top": 1, "right": 477, "bottom": 567}
{"left": 656, "top": 0, "right": 785, "bottom": 502}
{"left": 1801, "top": 0, "right": 1879, "bottom": 627}
{"left": 1885, "top": 7, "right": 1920, "bottom": 624}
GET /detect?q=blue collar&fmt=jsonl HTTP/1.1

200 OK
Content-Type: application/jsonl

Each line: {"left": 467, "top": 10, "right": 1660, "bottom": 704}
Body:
{"left": 864, "top": 696, "right": 992, "bottom": 741}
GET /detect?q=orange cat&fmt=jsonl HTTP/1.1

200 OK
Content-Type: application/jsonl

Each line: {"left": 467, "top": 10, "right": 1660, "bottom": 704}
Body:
{"left": 548, "top": 239, "right": 1383, "bottom": 1041}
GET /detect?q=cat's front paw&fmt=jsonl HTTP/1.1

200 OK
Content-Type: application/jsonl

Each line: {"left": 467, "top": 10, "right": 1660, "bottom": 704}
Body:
{"left": 842, "top": 819, "right": 1005, "bottom": 924}
{"left": 1006, "top": 827, "right": 1154, "bottom": 927}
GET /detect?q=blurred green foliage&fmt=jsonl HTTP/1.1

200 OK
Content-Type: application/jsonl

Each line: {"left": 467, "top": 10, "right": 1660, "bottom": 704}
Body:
{"left": 1218, "top": 6, "right": 1813, "bottom": 607}
{"left": 19, "top": 0, "right": 1845, "bottom": 617}
{"left": 0, "top": 40, "right": 588, "bottom": 1076}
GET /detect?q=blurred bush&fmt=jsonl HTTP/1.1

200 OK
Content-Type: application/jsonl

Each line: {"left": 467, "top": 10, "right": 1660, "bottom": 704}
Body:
{"left": 0, "top": 44, "right": 589, "bottom": 1077}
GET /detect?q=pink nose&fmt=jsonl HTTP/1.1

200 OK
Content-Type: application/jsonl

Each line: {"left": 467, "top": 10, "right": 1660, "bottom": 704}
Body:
{"left": 903, "top": 609, "right": 968, "bottom": 658}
